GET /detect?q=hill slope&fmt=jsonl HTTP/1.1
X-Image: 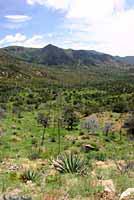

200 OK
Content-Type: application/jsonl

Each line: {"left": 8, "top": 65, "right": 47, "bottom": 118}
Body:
{"left": 2, "top": 44, "right": 126, "bottom": 67}
{"left": 0, "top": 44, "right": 133, "bottom": 88}
{"left": 117, "top": 56, "right": 134, "bottom": 65}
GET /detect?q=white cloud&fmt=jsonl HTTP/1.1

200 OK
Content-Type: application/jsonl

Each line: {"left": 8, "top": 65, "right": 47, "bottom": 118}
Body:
{"left": 25, "top": 0, "right": 134, "bottom": 55}
{"left": 0, "top": 33, "right": 45, "bottom": 48}
{"left": 26, "top": 0, "right": 125, "bottom": 16}
{"left": 2, "top": 0, "right": 134, "bottom": 55}
{"left": 23, "top": 35, "right": 45, "bottom": 47}
{"left": 0, "top": 33, "right": 26, "bottom": 46}
{"left": 67, "top": 0, "right": 116, "bottom": 21}
{"left": 62, "top": 3, "right": 134, "bottom": 56}
{"left": 91, "top": 9, "right": 134, "bottom": 56}
{"left": 27, "top": 0, "right": 70, "bottom": 10}
{"left": 5, "top": 15, "right": 32, "bottom": 23}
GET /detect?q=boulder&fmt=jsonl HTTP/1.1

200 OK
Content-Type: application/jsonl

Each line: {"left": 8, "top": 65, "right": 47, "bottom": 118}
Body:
{"left": 11, "top": 125, "right": 17, "bottom": 129}
{"left": 0, "top": 189, "right": 32, "bottom": 200}
{"left": 119, "top": 188, "right": 134, "bottom": 200}
{"left": 8, "top": 164, "right": 19, "bottom": 171}
{"left": 96, "top": 179, "right": 116, "bottom": 200}
{"left": 81, "top": 144, "right": 96, "bottom": 152}
{"left": 98, "top": 179, "right": 116, "bottom": 193}
{"left": 1, "top": 195, "right": 32, "bottom": 200}
{"left": 96, "top": 191, "right": 115, "bottom": 200}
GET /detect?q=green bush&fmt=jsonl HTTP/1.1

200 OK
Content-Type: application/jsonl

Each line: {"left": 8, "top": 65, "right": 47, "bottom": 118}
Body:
{"left": 95, "top": 152, "right": 107, "bottom": 161}
{"left": 87, "top": 151, "right": 107, "bottom": 161}
{"left": 28, "top": 151, "right": 41, "bottom": 160}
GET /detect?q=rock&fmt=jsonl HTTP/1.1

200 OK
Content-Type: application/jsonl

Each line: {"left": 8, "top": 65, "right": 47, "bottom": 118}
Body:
{"left": 96, "top": 179, "right": 116, "bottom": 199}
{"left": 95, "top": 160, "right": 116, "bottom": 169}
{"left": 6, "top": 188, "right": 22, "bottom": 196}
{"left": 11, "top": 136, "right": 22, "bottom": 142}
{"left": 43, "top": 191, "right": 69, "bottom": 200}
{"left": 11, "top": 125, "right": 17, "bottom": 129}
{"left": 8, "top": 164, "right": 19, "bottom": 171}
{"left": 65, "top": 135, "right": 77, "bottom": 142}
{"left": 1, "top": 195, "right": 32, "bottom": 200}
{"left": 98, "top": 179, "right": 116, "bottom": 193}
{"left": 0, "top": 189, "right": 31, "bottom": 200}
{"left": 119, "top": 188, "right": 134, "bottom": 200}
{"left": 0, "top": 127, "right": 4, "bottom": 136}
{"left": 81, "top": 144, "right": 96, "bottom": 152}
{"left": 80, "top": 134, "right": 90, "bottom": 140}
{"left": 96, "top": 191, "right": 115, "bottom": 200}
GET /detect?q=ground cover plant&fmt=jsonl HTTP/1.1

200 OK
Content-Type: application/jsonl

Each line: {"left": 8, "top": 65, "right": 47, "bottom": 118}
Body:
{"left": 0, "top": 54, "right": 133, "bottom": 199}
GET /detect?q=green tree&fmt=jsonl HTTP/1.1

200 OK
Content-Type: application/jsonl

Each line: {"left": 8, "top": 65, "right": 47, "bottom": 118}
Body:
{"left": 112, "top": 97, "right": 129, "bottom": 113}
{"left": 63, "top": 106, "right": 79, "bottom": 130}
{"left": 124, "top": 112, "right": 134, "bottom": 137}
{"left": 37, "top": 113, "right": 49, "bottom": 146}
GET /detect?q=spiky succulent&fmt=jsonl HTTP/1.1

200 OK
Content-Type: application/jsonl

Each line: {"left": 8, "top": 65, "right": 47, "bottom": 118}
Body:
{"left": 52, "top": 153, "right": 86, "bottom": 175}
{"left": 20, "top": 170, "right": 39, "bottom": 183}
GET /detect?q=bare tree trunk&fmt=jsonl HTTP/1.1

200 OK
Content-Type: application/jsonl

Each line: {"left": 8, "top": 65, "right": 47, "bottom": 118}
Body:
{"left": 58, "top": 119, "right": 61, "bottom": 154}
{"left": 41, "top": 128, "right": 45, "bottom": 146}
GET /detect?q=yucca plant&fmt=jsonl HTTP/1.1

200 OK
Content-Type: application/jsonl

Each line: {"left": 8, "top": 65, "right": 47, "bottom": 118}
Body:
{"left": 20, "top": 170, "right": 39, "bottom": 183}
{"left": 52, "top": 153, "right": 86, "bottom": 175}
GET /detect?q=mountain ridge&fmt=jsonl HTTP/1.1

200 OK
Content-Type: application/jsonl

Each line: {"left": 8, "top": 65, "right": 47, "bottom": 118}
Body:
{"left": 0, "top": 44, "right": 133, "bottom": 88}
{"left": 2, "top": 44, "right": 130, "bottom": 67}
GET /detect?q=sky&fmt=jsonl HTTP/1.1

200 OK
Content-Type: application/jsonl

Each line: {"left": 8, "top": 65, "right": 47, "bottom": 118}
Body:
{"left": 0, "top": 0, "right": 134, "bottom": 56}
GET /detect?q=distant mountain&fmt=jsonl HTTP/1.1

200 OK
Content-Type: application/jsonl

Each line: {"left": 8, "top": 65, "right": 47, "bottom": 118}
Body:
{"left": 2, "top": 44, "right": 126, "bottom": 67}
{"left": 0, "top": 44, "right": 133, "bottom": 86}
{"left": 116, "top": 56, "right": 134, "bottom": 65}
{"left": 0, "top": 49, "right": 48, "bottom": 80}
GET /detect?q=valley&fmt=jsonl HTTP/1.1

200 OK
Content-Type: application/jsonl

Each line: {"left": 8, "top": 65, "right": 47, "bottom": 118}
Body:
{"left": 0, "top": 45, "right": 133, "bottom": 200}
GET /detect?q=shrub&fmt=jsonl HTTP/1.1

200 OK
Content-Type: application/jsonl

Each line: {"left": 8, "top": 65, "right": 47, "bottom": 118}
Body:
{"left": 37, "top": 113, "right": 49, "bottom": 128}
{"left": 103, "top": 122, "right": 113, "bottom": 136}
{"left": 81, "top": 115, "right": 99, "bottom": 134}
{"left": 79, "top": 131, "right": 85, "bottom": 136}
{"left": 0, "top": 108, "right": 6, "bottom": 120}
{"left": 87, "top": 151, "right": 107, "bottom": 161}
{"left": 20, "top": 170, "right": 39, "bottom": 183}
{"left": 31, "top": 138, "right": 38, "bottom": 146}
{"left": 28, "top": 151, "right": 41, "bottom": 160}
{"left": 124, "top": 112, "right": 134, "bottom": 137}
{"left": 49, "top": 137, "right": 56, "bottom": 143}
{"left": 37, "top": 113, "right": 49, "bottom": 146}
{"left": 95, "top": 152, "right": 107, "bottom": 161}
{"left": 112, "top": 98, "right": 129, "bottom": 113}
{"left": 62, "top": 106, "right": 79, "bottom": 130}
{"left": 115, "top": 160, "right": 134, "bottom": 174}
{"left": 52, "top": 153, "right": 86, "bottom": 175}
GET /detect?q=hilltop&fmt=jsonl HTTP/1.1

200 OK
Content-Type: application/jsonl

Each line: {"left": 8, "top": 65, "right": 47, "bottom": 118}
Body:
{"left": 2, "top": 44, "right": 129, "bottom": 67}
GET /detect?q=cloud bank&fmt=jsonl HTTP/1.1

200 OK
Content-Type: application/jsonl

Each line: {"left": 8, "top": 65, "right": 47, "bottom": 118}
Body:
{"left": 25, "top": 0, "right": 134, "bottom": 56}
{"left": 0, "top": 33, "right": 45, "bottom": 48}
{"left": 1, "top": 0, "right": 134, "bottom": 56}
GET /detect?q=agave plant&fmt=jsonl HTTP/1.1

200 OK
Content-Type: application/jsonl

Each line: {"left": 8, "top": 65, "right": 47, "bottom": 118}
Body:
{"left": 20, "top": 170, "right": 39, "bottom": 183}
{"left": 52, "top": 153, "right": 86, "bottom": 175}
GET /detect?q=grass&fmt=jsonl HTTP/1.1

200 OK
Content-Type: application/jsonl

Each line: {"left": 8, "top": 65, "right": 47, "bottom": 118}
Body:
{"left": 0, "top": 109, "right": 133, "bottom": 199}
{"left": 0, "top": 44, "right": 134, "bottom": 199}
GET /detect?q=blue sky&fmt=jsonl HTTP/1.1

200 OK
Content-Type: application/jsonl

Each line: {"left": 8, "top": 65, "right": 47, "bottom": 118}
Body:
{"left": 0, "top": 0, "right": 134, "bottom": 56}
